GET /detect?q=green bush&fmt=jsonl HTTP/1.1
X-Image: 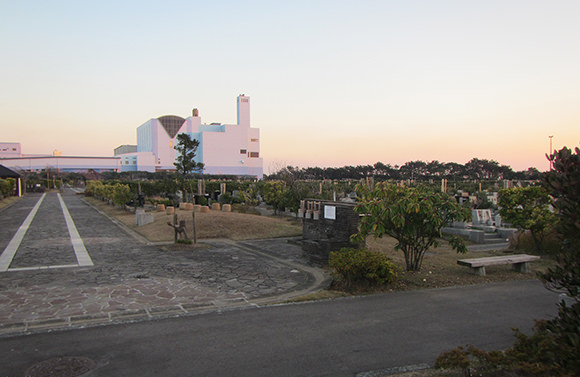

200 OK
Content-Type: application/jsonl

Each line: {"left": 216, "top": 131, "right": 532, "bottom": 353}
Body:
{"left": 512, "top": 229, "right": 561, "bottom": 255}
{"left": 231, "top": 204, "right": 261, "bottom": 215}
{"left": 196, "top": 195, "right": 208, "bottom": 206}
{"left": 112, "top": 183, "right": 132, "bottom": 207}
{"left": 0, "top": 179, "right": 15, "bottom": 198}
{"left": 219, "top": 192, "right": 233, "bottom": 204}
{"left": 329, "top": 248, "right": 399, "bottom": 287}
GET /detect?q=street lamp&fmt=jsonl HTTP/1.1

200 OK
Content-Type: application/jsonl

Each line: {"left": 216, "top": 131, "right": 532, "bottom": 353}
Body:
{"left": 548, "top": 135, "right": 554, "bottom": 170}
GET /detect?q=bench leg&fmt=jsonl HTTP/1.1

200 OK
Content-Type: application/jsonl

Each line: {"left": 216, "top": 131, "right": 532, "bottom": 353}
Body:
{"left": 513, "top": 262, "right": 531, "bottom": 273}
{"left": 470, "top": 266, "right": 486, "bottom": 276}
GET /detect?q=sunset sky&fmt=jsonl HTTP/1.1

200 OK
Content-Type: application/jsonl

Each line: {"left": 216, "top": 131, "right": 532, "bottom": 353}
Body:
{"left": 1, "top": 0, "right": 579, "bottom": 173}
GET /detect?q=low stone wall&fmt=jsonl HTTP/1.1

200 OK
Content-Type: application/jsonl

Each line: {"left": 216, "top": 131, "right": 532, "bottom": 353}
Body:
{"left": 497, "top": 228, "right": 517, "bottom": 240}
{"left": 442, "top": 226, "right": 518, "bottom": 244}
{"left": 442, "top": 227, "right": 486, "bottom": 243}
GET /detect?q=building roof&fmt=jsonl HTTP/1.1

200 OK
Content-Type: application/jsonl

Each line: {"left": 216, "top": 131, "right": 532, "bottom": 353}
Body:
{"left": 158, "top": 115, "right": 186, "bottom": 138}
{"left": 0, "top": 164, "right": 20, "bottom": 178}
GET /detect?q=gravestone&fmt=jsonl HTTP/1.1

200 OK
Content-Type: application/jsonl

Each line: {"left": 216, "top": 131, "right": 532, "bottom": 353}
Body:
{"left": 472, "top": 209, "right": 493, "bottom": 226}
{"left": 301, "top": 199, "right": 362, "bottom": 265}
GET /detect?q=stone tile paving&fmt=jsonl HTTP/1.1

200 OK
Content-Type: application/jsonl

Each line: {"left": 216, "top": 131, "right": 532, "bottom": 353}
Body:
{"left": 10, "top": 193, "right": 77, "bottom": 268}
{"left": 0, "top": 191, "right": 327, "bottom": 337}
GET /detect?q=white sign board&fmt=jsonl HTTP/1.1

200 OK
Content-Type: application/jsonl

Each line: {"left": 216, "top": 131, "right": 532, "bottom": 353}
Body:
{"left": 324, "top": 205, "right": 336, "bottom": 220}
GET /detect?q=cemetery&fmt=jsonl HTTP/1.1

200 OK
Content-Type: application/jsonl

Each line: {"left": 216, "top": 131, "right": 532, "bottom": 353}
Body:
{"left": 1, "top": 164, "right": 552, "bottom": 284}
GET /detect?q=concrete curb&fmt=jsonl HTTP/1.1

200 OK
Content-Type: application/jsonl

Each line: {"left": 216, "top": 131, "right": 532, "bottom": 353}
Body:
{"left": 356, "top": 363, "right": 432, "bottom": 377}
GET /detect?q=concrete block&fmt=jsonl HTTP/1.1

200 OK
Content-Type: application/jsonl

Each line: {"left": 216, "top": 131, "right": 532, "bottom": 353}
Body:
{"left": 136, "top": 212, "right": 154, "bottom": 227}
{"left": 211, "top": 203, "right": 221, "bottom": 211}
{"left": 166, "top": 206, "right": 175, "bottom": 215}
{"left": 200, "top": 206, "right": 210, "bottom": 213}
{"left": 222, "top": 204, "right": 232, "bottom": 212}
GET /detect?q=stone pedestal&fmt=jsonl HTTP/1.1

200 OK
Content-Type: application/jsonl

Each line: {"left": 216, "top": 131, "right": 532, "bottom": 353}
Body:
{"left": 180, "top": 203, "right": 193, "bottom": 211}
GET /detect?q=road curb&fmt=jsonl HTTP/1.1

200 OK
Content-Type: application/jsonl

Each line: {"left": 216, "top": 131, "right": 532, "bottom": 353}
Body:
{"left": 356, "top": 363, "right": 432, "bottom": 377}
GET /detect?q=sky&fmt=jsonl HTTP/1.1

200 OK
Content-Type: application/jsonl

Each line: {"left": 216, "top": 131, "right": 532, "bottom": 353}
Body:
{"left": 1, "top": 0, "right": 579, "bottom": 174}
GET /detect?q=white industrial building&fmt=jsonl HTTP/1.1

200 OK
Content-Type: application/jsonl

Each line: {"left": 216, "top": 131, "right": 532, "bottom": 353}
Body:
{"left": 118, "top": 94, "right": 263, "bottom": 178}
{"left": 0, "top": 143, "right": 120, "bottom": 173}
{"left": 1, "top": 95, "right": 263, "bottom": 178}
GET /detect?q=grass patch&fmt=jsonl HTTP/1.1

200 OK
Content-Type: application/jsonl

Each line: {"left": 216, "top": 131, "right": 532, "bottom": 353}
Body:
{"left": 0, "top": 195, "right": 20, "bottom": 210}
{"left": 365, "top": 237, "right": 556, "bottom": 291}
{"left": 85, "top": 197, "right": 302, "bottom": 242}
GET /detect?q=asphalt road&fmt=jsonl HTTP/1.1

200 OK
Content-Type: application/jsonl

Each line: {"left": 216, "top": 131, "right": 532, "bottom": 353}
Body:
{"left": 0, "top": 279, "right": 559, "bottom": 377}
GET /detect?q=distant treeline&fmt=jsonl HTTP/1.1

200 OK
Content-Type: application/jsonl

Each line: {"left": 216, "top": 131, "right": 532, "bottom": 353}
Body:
{"left": 266, "top": 158, "right": 542, "bottom": 181}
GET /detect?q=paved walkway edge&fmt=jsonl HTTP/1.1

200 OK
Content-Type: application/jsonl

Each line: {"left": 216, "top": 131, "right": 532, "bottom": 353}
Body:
{"left": 80, "top": 197, "right": 153, "bottom": 246}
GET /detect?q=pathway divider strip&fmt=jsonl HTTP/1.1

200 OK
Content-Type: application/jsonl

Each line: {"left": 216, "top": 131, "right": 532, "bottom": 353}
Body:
{"left": 57, "top": 194, "right": 93, "bottom": 267}
{"left": 0, "top": 193, "right": 46, "bottom": 272}
{"left": 8, "top": 264, "right": 81, "bottom": 272}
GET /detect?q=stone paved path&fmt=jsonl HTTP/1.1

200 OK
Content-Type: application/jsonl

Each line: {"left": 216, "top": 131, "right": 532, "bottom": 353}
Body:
{"left": 0, "top": 189, "right": 326, "bottom": 336}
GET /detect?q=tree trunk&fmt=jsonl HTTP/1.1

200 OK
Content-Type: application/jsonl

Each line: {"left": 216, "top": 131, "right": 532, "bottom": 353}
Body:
{"left": 404, "top": 247, "right": 425, "bottom": 272}
{"left": 531, "top": 230, "right": 543, "bottom": 253}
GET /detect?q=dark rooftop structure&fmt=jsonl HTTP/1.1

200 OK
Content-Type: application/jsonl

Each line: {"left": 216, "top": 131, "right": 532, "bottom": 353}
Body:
{"left": 0, "top": 164, "right": 20, "bottom": 178}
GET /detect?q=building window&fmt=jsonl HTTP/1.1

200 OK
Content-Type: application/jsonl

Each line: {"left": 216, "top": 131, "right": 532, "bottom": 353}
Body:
{"left": 251, "top": 138, "right": 259, "bottom": 142}
{"left": 133, "top": 161, "right": 136, "bottom": 165}
{"left": 249, "top": 152, "right": 259, "bottom": 158}
{"left": 240, "top": 149, "right": 247, "bottom": 154}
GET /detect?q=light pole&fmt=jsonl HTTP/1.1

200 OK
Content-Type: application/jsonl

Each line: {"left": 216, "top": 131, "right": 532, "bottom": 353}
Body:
{"left": 548, "top": 135, "right": 554, "bottom": 170}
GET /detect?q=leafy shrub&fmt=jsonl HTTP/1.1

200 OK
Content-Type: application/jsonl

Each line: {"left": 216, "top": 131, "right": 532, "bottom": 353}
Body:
{"left": 511, "top": 229, "right": 561, "bottom": 255}
{"left": 231, "top": 204, "right": 261, "bottom": 215}
{"left": 0, "top": 179, "right": 15, "bottom": 198}
{"left": 435, "top": 320, "right": 578, "bottom": 376}
{"left": 112, "top": 184, "right": 132, "bottom": 207}
{"left": 329, "top": 248, "right": 399, "bottom": 287}
{"left": 147, "top": 198, "right": 173, "bottom": 207}
{"left": 219, "top": 192, "right": 233, "bottom": 204}
{"left": 196, "top": 195, "right": 208, "bottom": 206}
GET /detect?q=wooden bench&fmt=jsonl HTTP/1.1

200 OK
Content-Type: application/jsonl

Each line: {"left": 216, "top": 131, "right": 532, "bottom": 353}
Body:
{"left": 457, "top": 254, "right": 540, "bottom": 276}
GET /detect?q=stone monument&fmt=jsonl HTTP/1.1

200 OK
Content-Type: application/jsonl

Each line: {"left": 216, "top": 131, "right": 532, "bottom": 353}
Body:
{"left": 300, "top": 199, "right": 362, "bottom": 265}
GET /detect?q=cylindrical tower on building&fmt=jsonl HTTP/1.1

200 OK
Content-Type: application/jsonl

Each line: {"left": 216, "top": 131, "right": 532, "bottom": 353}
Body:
{"left": 237, "top": 94, "right": 250, "bottom": 127}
